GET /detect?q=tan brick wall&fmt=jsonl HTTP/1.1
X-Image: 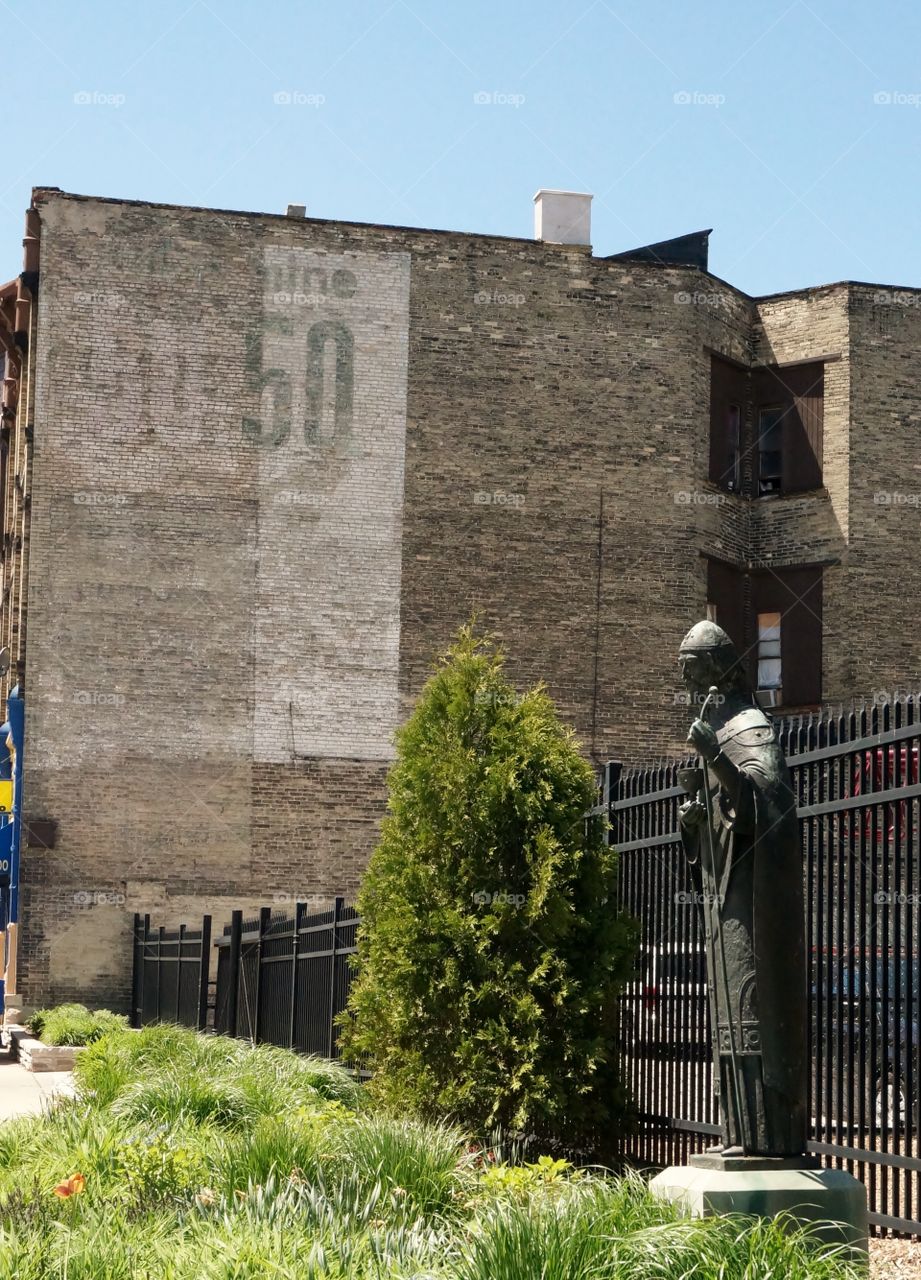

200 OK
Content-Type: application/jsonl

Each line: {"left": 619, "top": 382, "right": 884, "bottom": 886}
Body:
{"left": 749, "top": 288, "right": 851, "bottom": 696}
{"left": 11, "top": 191, "right": 921, "bottom": 1008}
{"left": 844, "top": 284, "right": 921, "bottom": 700}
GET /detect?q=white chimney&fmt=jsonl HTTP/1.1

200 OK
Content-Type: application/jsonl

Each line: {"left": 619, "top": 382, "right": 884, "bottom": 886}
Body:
{"left": 533, "top": 189, "right": 592, "bottom": 246}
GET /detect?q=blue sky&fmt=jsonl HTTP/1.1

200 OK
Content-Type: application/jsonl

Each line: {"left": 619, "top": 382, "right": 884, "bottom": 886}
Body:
{"left": 4, "top": 0, "right": 920, "bottom": 295}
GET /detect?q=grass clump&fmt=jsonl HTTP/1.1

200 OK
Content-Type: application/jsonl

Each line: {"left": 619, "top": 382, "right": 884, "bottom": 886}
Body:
{"left": 111, "top": 1072, "right": 258, "bottom": 1131}
{"left": 0, "top": 1021, "right": 867, "bottom": 1279}
{"left": 455, "top": 1175, "right": 863, "bottom": 1280}
{"left": 28, "top": 1004, "right": 127, "bottom": 1047}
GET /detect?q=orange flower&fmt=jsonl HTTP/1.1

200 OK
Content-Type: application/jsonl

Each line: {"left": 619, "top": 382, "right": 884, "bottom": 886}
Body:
{"left": 53, "top": 1173, "right": 86, "bottom": 1198}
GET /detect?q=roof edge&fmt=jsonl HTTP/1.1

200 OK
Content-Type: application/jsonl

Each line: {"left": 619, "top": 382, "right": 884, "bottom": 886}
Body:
{"left": 27, "top": 189, "right": 920, "bottom": 300}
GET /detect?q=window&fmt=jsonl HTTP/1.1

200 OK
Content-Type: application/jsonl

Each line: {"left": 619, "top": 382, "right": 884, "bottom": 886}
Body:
{"left": 706, "top": 561, "right": 824, "bottom": 708}
{"left": 757, "top": 408, "right": 784, "bottom": 496}
{"left": 752, "top": 361, "right": 824, "bottom": 496}
{"left": 757, "top": 612, "right": 782, "bottom": 702}
{"left": 751, "top": 567, "right": 823, "bottom": 707}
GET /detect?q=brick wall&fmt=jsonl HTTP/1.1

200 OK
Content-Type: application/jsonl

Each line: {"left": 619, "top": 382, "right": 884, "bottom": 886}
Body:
{"left": 9, "top": 190, "right": 921, "bottom": 1007}
{"left": 845, "top": 284, "right": 921, "bottom": 700}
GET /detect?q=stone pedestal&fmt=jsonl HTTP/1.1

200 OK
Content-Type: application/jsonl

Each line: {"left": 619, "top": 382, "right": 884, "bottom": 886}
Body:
{"left": 651, "top": 1152, "right": 868, "bottom": 1256}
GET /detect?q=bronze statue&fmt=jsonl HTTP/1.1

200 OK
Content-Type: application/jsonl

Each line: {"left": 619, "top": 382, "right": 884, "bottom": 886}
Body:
{"left": 678, "top": 621, "right": 807, "bottom": 1159}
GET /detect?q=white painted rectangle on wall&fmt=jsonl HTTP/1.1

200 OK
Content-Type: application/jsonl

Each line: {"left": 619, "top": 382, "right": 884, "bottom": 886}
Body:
{"left": 251, "top": 246, "right": 410, "bottom": 762}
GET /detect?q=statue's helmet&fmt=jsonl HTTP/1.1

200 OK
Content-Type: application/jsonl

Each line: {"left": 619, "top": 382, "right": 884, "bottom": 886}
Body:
{"left": 679, "top": 620, "right": 748, "bottom": 689}
{"left": 679, "top": 620, "right": 737, "bottom": 656}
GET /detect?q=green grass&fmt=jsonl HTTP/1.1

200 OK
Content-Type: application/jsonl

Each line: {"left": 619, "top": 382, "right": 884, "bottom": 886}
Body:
{"left": 27, "top": 1004, "right": 128, "bottom": 1047}
{"left": 0, "top": 1017, "right": 866, "bottom": 1279}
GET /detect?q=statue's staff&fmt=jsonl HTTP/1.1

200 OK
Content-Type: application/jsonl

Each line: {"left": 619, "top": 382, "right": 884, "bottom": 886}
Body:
{"left": 695, "top": 683, "right": 744, "bottom": 1145}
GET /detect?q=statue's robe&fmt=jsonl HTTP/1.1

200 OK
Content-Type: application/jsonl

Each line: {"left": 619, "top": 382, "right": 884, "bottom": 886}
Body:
{"left": 681, "top": 703, "right": 807, "bottom": 1156}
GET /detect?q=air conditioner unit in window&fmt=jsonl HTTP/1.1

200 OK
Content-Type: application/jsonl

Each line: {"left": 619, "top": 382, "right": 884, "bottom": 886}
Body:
{"left": 757, "top": 688, "right": 783, "bottom": 708}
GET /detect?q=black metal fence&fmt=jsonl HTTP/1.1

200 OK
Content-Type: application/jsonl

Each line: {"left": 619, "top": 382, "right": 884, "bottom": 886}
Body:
{"left": 612, "top": 696, "right": 921, "bottom": 1237}
{"left": 212, "top": 898, "right": 359, "bottom": 1060}
{"left": 131, "top": 913, "right": 211, "bottom": 1031}
{"left": 133, "top": 898, "right": 360, "bottom": 1064}
{"left": 130, "top": 697, "right": 921, "bottom": 1235}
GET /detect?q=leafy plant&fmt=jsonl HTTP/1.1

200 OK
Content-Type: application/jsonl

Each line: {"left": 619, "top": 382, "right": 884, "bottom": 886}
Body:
{"left": 114, "top": 1133, "right": 206, "bottom": 1204}
{"left": 477, "top": 1155, "right": 578, "bottom": 1203}
{"left": 339, "top": 624, "right": 638, "bottom": 1146}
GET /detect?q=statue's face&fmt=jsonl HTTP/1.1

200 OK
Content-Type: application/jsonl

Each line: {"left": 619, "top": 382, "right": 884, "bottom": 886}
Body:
{"left": 679, "top": 650, "right": 710, "bottom": 697}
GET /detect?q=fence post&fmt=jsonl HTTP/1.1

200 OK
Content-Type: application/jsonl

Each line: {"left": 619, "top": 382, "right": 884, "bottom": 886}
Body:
{"left": 130, "top": 913, "right": 145, "bottom": 1029}
{"left": 289, "top": 901, "right": 305, "bottom": 1050}
{"left": 156, "top": 925, "right": 165, "bottom": 1023}
{"left": 604, "top": 761, "right": 622, "bottom": 846}
{"left": 197, "top": 915, "right": 212, "bottom": 1032}
{"left": 226, "top": 910, "right": 243, "bottom": 1039}
{"left": 253, "top": 906, "right": 271, "bottom": 1045}
{"left": 176, "top": 923, "right": 186, "bottom": 1023}
{"left": 328, "top": 896, "right": 343, "bottom": 1059}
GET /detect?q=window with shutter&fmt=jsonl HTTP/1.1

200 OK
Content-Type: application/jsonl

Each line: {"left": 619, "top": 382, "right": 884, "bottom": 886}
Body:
{"left": 750, "top": 567, "right": 823, "bottom": 707}
{"left": 752, "top": 361, "right": 824, "bottom": 496}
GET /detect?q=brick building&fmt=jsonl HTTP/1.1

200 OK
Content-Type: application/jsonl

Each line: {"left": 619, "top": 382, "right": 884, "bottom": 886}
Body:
{"left": 1, "top": 186, "right": 919, "bottom": 1009}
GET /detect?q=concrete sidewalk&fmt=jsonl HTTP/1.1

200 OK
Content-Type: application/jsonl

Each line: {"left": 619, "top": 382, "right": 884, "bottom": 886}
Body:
{"left": 0, "top": 1045, "right": 74, "bottom": 1120}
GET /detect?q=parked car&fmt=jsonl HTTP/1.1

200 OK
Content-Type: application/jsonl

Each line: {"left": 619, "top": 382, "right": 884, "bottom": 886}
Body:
{"left": 623, "top": 943, "right": 709, "bottom": 1060}
{"left": 811, "top": 949, "right": 920, "bottom": 1131}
